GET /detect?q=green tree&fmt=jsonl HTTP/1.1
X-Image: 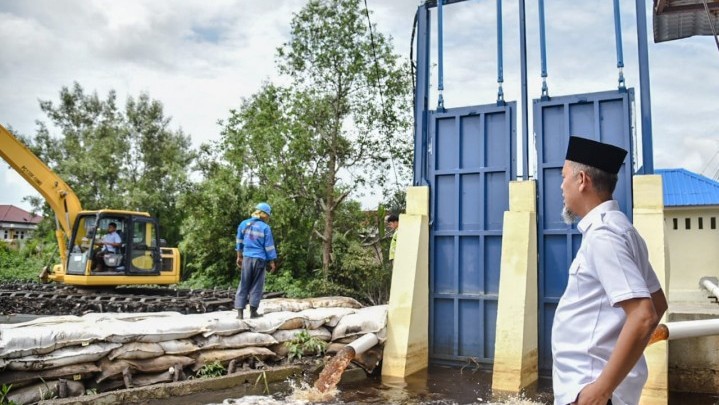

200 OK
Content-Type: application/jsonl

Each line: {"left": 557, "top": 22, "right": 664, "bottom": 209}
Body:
{"left": 123, "top": 94, "right": 194, "bottom": 245}
{"left": 190, "top": 84, "right": 325, "bottom": 285}
{"left": 32, "top": 82, "right": 126, "bottom": 210}
{"left": 26, "top": 82, "right": 193, "bottom": 246}
{"left": 177, "top": 144, "right": 252, "bottom": 286}
{"left": 277, "top": 0, "right": 412, "bottom": 277}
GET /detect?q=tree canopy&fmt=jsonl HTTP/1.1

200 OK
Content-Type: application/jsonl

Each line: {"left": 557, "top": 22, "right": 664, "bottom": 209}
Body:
{"left": 26, "top": 82, "right": 194, "bottom": 246}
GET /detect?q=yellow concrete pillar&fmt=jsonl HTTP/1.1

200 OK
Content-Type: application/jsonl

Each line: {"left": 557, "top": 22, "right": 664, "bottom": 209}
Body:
{"left": 381, "top": 186, "right": 430, "bottom": 379}
{"left": 492, "top": 181, "right": 539, "bottom": 392}
{"left": 634, "top": 175, "right": 669, "bottom": 405}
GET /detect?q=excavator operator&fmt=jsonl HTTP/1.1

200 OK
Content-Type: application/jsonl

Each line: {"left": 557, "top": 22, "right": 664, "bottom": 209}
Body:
{"left": 93, "top": 222, "right": 122, "bottom": 272}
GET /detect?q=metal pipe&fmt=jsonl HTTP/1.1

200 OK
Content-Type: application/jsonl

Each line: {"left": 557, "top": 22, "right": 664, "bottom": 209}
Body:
{"left": 700, "top": 276, "right": 719, "bottom": 298}
{"left": 347, "top": 333, "right": 379, "bottom": 354}
{"left": 666, "top": 318, "right": 719, "bottom": 340}
{"left": 538, "top": 0, "right": 549, "bottom": 99}
{"left": 496, "top": 0, "right": 504, "bottom": 104}
{"left": 612, "top": 0, "right": 626, "bottom": 89}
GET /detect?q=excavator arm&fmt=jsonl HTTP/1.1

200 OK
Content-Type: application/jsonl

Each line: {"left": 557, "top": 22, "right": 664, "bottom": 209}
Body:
{"left": 0, "top": 124, "right": 82, "bottom": 265}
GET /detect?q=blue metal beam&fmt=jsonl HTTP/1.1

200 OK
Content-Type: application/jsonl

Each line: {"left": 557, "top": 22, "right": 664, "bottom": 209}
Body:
{"left": 519, "top": 0, "right": 529, "bottom": 179}
{"left": 413, "top": 4, "right": 431, "bottom": 186}
{"left": 635, "top": 0, "right": 654, "bottom": 174}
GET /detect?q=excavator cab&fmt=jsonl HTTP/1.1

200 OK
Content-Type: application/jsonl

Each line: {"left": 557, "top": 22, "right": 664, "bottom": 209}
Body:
{"left": 67, "top": 212, "right": 162, "bottom": 276}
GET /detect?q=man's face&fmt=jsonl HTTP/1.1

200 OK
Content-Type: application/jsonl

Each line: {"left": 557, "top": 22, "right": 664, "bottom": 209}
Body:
{"left": 387, "top": 221, "right": 398, "bottom": 231}
{"left": 108, "top": 225, "right": 116, "bottom": 232}
{"left": 560, "top": 161, "right": 580, "bottom": 224}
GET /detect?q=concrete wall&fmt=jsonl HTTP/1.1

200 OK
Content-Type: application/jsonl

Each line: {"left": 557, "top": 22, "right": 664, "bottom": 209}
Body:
{"left": 382, "top": 186, "right": 429, "bottom": 380}
{"left": 662, "top": 207, "right": 719, "bottom": 394}
{"left": 634, "top": 175, "right": 669, "bottom": 405}
{"left": 492, "top": 181, "right": 538, "bottom": 392}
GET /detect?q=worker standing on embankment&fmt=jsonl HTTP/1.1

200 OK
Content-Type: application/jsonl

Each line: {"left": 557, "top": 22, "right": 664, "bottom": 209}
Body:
{"left": 234, "top": 202, "right": 277, "bottom": 319}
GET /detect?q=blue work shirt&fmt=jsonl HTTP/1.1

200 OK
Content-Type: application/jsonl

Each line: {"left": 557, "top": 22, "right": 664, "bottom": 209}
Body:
{"left": 235, "top": 218, "right": 277, "bottom": 261}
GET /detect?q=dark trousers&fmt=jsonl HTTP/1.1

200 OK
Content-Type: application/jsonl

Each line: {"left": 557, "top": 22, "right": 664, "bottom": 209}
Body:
{"left": 234, "top": 257, "right": 266, "bottom": 309}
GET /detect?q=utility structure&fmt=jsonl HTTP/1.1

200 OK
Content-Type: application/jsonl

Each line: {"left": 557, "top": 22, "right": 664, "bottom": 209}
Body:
{"left": 409, "top": 0, "right": 654, "bottom": 372}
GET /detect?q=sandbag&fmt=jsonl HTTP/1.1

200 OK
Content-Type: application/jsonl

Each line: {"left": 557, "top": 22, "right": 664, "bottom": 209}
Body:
{"left": 7, "top": 379, "right": 84, "bottom": 405}
{"left": 244, "top": 311, "right": 308, "bottom": 334}
{"left": 325, "top": 342, "right": 347, "bottom": 354}
{"left": 194, "top": 311, "right": 251, "bottom": 337}
{"left": 6, "top": 343, "right": 121, "bottom": 371}
{"left": 353, "top": 345, "right": 383, "bottom": 374}
{"left": 97, "top": 355, "right": 195, "bottom": 383}
{"left": 331, "top": 305, "right": 387, "bottom": 341}
{"left": 0, "top": 322, "right": 107, "bottom": 359}
{"left": 308, "top": 296, "right": 362, "bottom": 309}
{"left": 1, "top": 315, "right": 83, "bottom": 328}
{"left": 272, "top": 328, "right": 331, "bottom": 344}
{"left": 270, "top": 343, "right": 289, "bottom": 358}
{"left": 0, "top": 362, "right": 100, "bottom": 386}
{"left": 103, "top": 316, "right": 207, "bottom": 343}
{"left": 194, "top": 332, "right": 277, "bottom": 350}
{"left": 108, "top": 342, "right": 164, "bottom": 360}
{"left": 258, "top": 298, "right": 312, "bottom": 314}
{"left": 192, "top": 347, "right": 275, "bottom": 371}
{"left": 82, "top": 312, "right": 182, "bottom": 322}
{"left": 158, "top": 339, "right": 200, "bottom": 355}
{"left": 297, "top": 307, "right": 357, "bottom": 329}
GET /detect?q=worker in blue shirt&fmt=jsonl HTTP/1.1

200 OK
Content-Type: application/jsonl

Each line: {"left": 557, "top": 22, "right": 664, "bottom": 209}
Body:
{"left": 235, "top": 202, "right": 277, "bottom": 319}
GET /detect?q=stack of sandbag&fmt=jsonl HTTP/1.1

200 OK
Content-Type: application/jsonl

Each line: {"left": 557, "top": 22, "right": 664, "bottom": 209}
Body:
{"left": 0, "top": 297, "right": 387, "bottom": 404}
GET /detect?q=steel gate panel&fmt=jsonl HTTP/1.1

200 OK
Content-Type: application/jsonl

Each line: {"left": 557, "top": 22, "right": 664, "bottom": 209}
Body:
{"left": 535, "top": 89, "right": 635, "bottom": 372}
{"left": 428, "top": 103, "right": 516, "bottom": 365}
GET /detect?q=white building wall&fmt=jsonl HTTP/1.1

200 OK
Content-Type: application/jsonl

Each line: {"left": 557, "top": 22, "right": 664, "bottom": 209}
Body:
{"left": 664, "top": 207, "right": 719, "bottom": 300}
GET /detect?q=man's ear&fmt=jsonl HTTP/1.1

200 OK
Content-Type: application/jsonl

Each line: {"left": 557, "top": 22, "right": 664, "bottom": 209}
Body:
{"left": 577, "top": 170, "right": 589, "bottom": 191}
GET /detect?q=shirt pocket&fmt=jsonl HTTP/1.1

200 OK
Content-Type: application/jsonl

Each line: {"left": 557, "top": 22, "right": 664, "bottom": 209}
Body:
{"left": 563, "top": 258, "right": 583, "bottom": 303}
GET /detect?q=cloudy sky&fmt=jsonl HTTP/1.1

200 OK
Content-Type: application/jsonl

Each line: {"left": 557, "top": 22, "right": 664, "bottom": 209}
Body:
{"left": 1, "top": 0, "right": 717, "bottom": 212}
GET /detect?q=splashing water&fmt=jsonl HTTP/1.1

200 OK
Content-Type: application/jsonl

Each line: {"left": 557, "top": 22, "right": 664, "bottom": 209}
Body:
{"left": 287, "top": 379, "right": 338, "bottom": 402}
{"left": 313, "top": 346, "right": 356, "bottom": 393}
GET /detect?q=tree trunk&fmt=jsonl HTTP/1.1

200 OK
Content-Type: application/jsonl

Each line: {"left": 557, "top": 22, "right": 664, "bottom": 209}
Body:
{"left": 321, "top": 152, "right": 337, "bottom": 278}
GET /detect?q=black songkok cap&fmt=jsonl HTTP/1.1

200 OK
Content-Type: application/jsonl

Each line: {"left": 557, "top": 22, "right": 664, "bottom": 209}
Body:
{"left": 565, "top": 136, "right": 628, "bottom": 174}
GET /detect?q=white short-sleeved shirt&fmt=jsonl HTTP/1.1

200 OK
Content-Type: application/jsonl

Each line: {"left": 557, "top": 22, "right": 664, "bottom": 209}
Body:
{"left": 102, "top": 231, "right": 122, "bottom": 253}
{"left": 552, "top": 200, "right": 662, "bottom": 405}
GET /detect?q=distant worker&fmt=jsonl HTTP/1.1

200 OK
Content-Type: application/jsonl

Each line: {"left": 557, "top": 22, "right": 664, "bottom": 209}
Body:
{"left": 93, "top": 222, "right": 122, "bottom": 272}
{"left": 552, "top": 136, "right": 667, "bottom": 405}
{"left": 386, "top": 214, "right": 399, "bottom": 264}
{"left": 235, "top": 202, "right": 277, "bottom": 319}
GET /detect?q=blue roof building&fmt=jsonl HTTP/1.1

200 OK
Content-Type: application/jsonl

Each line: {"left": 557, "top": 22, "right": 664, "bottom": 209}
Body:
{"left": 655, "top": 168, "right": 719, "bottom": 207}
{"left": 654, "top": 168, "right": 719, "bottom": 305}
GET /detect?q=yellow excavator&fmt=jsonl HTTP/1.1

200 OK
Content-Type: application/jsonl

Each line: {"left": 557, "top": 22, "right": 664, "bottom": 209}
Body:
{"left": 0, "top": 123, "right": 181, "bottom": 286}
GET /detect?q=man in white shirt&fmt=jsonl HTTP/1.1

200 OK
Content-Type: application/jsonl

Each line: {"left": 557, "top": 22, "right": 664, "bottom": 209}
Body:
{"left": 93, "top": 222, "right": 122, "bottom": 271}
{"left": 552, "top": 136, "right": 668, "bottom": 405}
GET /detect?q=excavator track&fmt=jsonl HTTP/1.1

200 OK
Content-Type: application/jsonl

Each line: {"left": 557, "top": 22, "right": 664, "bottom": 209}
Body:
{"left": 0, "top": 282, "right": 242, "bottom": 316}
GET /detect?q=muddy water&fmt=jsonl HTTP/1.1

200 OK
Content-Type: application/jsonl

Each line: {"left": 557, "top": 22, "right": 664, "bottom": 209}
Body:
{"left": 202, "top": 366, "right": 553, "bottom": 405}
{"left": 152, "top": 365, "right": 719, "bottom": 405}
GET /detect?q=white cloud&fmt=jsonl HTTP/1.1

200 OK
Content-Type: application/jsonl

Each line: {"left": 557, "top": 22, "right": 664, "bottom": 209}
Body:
{"left": 0, "top": 0, "right": 718, "bottom": 212}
